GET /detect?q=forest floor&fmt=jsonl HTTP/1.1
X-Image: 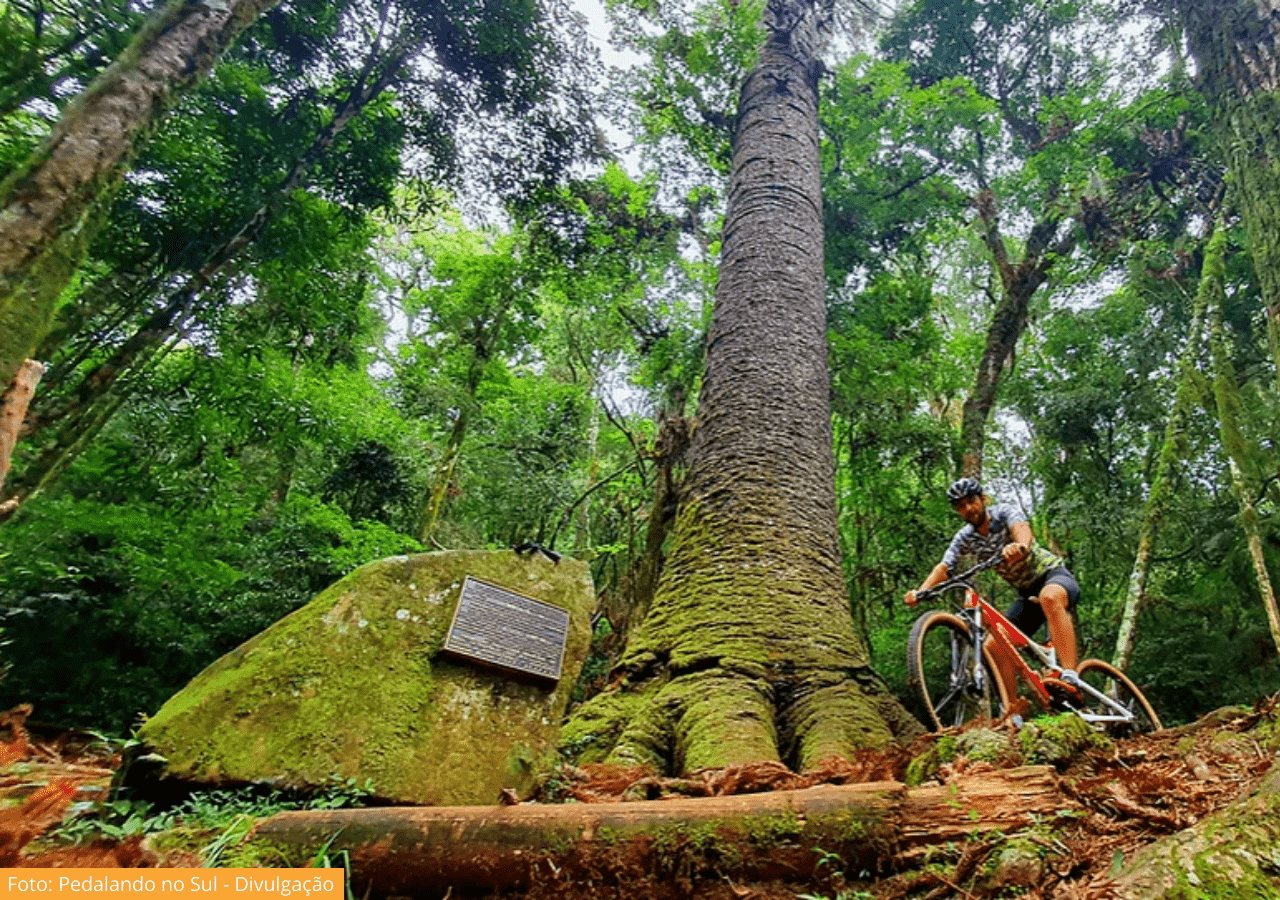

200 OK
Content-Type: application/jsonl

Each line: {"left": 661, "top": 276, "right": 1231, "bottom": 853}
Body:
{"left": 0, "top": 697, "right": 1275, "bottom": 899}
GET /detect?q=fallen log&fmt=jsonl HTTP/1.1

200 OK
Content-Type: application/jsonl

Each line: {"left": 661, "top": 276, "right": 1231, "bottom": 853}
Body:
{"left": 252, "top": 765, "right": 1071, "bottom": 897}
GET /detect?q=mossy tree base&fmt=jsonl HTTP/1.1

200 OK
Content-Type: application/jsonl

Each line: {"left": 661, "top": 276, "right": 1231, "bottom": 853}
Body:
{"left": 563, "top": 663, "right": 922, "bottom": 775}
{"left": 565, "top": 0, "right": 922, "bottom": 777}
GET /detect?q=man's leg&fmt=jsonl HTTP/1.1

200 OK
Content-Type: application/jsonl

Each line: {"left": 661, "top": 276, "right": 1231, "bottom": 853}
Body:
{"left": 1039, "top": 583, "right": 1078, "bottom": 670}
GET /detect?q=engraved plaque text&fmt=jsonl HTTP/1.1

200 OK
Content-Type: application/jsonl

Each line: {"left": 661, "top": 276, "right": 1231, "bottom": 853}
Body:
{"left": 442, "top": 576, "right": 570, "bottom": 681}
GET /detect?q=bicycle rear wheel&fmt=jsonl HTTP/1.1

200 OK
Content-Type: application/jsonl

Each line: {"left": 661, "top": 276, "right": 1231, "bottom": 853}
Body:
{"left": 1076, "top": 659, "right": 1162, "bottom": 737}
{"left": 907, "top": 610, "right": 1009, "bottom": 731}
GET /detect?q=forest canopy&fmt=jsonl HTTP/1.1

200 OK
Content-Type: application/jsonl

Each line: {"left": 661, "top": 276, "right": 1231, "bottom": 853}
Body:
{"left": 0, "top": 0, "right": 1276, "bottom": 738}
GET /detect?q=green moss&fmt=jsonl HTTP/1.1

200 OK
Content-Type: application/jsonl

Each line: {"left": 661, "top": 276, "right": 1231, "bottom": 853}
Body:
{"left": 805, "top": 807, "right": 895, "bottom": 860}
{"left": 904, "top": 735, "right": 961, "bottom": 787}
{"left": 1250, "top": 715, "right": 1280, "bottom": 753}
{"left": 564, "top": 486, "right": 915, "bottom": 774}
{"left": 904, "top": 754, "right": 937, "bottom": 788}
{"left": 139, "top": 551, "right": 595, "bottom": 806}
{"left": 955, "top": 728, "right": 1007, "bottom": 762}
{"left": 743, "top": 810, "right": 805, "bottom": 848}
{"left": 650, "top": 821, "right": 743, "bottom": 877}
{"left": 559, "top": 688, "right": 648, "bottom": 763}
{"left": 1016, "top": 714, "right": 1109, "bottom": 765}
{"left": 1115, "top": 763, "right": 1280, "bottom": 898}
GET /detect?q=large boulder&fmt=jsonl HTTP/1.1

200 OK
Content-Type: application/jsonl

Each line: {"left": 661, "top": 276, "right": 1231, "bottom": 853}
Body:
{"left": 136, "top": 550, "right": 595, "bottom": 806}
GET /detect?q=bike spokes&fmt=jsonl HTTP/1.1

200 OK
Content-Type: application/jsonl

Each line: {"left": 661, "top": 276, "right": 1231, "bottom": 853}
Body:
{"left": 907, "top": 610, "right": 1006, "bottom": 731}
{"left": 1075, "top": 659, "right": 1162, "bottom": 736}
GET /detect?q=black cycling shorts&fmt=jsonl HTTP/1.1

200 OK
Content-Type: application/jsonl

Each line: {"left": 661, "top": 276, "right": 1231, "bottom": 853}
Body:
{"left": 1003, "top": 567, "right": 1080, "bottom": 639}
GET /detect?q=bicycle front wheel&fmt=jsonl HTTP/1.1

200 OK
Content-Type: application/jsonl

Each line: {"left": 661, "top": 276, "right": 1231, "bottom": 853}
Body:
{"left": 907, "top": 610, "right": 1009, "bottom": 731}
{"left": 1076, "top": 659, "right": 1162, "bottom": 737}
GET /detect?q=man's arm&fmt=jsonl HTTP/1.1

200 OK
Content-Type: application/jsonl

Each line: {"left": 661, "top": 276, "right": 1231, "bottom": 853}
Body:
{"left": 905, "top": 561, "right": 951, "bottom": 607}
{"left": 1003, "top": 518, "right": 1034, "bottom": 564}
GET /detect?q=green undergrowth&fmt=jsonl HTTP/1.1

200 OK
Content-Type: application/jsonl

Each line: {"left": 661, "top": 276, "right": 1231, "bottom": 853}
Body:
{"left": 35, "top": 777, "right": 374, "bottom": 866}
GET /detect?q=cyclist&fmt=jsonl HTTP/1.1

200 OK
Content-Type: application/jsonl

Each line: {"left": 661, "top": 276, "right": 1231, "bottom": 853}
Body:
{"left": 904, "top": 477, "right": 1081, "bottom": 704}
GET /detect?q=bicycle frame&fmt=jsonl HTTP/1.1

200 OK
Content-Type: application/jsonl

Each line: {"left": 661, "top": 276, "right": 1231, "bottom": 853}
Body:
{"left": 958, "top": 588, "right": 1056, "bottom": 709}
{"left": 923, "top": 559, "right": 1146, "bottom": 728}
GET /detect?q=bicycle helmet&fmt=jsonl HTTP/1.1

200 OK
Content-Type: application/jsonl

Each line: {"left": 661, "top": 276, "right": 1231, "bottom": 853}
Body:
{"left": 946, "top": 477, "right": 983, "bottom": 504}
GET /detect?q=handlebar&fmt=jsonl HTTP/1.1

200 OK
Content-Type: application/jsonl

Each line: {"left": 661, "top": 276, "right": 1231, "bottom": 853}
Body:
{"left": 914, "top": 554, "right": 1004, "bottom": 604}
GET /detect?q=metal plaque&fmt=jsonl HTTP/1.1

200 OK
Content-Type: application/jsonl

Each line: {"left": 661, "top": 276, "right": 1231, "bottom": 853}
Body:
{"left": 442, "top": 576, "right": 570, "bottom": 682}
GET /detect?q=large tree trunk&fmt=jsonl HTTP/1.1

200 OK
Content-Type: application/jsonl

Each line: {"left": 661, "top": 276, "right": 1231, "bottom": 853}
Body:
{"left": 562, "top": 0, "right": 921, "bottom": 776}
{"left": 251, "top": 767, "right": 1067, "bottom": 898}
{"left": 0, "top": 0, "right": 287, "bottom": 389}
{"left": 1176, "top": 0, "right": 1280, "bottom": 382}
{"left": 1112, "top": 232, "right": 1214, "bottom": 671}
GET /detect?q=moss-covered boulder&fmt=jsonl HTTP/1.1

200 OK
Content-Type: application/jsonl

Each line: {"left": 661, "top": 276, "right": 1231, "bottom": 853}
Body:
{"left": 136, "top": 550, "right": 595, "bottom": 806}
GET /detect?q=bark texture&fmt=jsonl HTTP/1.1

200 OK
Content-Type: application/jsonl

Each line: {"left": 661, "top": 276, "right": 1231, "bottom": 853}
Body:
{"left": 1203, "top": 228, "right": 1280, "bottom": 659}
{"left": 1112, "top": 231, "right": 1214, "bottom": 671}
{"left": 0, "top": 359, "right": 45, "bottom": 508}
{"left": 0, "top": 0, "right": 287, "bottom": 388}
{"left": 562, "top": 0, "right": 921, "bottom": 776}
{"left": 251, "top": 767, "right": 1067, "bottom": 898}
{"left": 1176, "top": 0, "right": 1280, "bottom": 380}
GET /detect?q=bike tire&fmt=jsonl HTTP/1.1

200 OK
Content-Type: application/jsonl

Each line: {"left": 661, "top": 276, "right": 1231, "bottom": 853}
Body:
{"left": 907, "top": 610, "right": 1010, "bottom": 731}
{"left": 1076, "top": 659, "right": 1162, "bottom": 737}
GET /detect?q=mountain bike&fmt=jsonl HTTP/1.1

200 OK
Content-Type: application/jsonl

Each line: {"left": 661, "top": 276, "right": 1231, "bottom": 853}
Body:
{"left": 906, "top": 555, "right": 1162, "bottom": 735}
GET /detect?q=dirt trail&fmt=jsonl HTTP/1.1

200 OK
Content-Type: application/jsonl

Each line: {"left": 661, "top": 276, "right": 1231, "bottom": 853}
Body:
{"left": 0, "top": 699, "right": 1274, "bottom": 899}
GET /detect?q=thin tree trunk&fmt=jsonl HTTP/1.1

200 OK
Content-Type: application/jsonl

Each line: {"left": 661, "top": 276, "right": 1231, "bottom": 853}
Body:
{"left": 1112, "top": 247, "right": 1213, "bottom": 671}
{"left": 0, "top": 311, "right": 191, "bottom": 521}
{"left": 573, "top": 408, "right": 601, "bottom": 552}
{"left": 564, "top": 0, "right": 921, "bottom": 776}
{"left": 0, "top": 0, "right": 288, "bottom": 389}
{"left": 0, "top": 360, "right": 45, "bottom": 512}
{"left": 418, "top": 407, "right": 469, "bottom": 546}
{"left": 959, "top": 193, "right": 1073, "bottom": 477}
{"left": 1203, "top": 227, "right": 1280, "bottom": 658}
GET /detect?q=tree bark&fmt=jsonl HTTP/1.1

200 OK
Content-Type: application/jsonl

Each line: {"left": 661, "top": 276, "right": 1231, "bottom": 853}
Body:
{"left": 418, "top": 406, "right": 469, "bottom": 546}
{"left": 563, "top": 0, "right": 921, "bottom": 776}
{"left": 1112, "top": 234, "right": 1214, "bottom": 671}
{"left": 0, "top": 309, "right": 186, "bottom": 521}
{"left": 252, "top": 767, "right": 1068, "bottom": 898}
{"left": 959, "top": 192, "right": 1072, "bottom": 478}
{"left": 1203, "top": 227, "right": 1280, "bottom": 659}
{"left": 0, "top": 0, "right": 288, "bottom": 390}
{"left": 1175, "top": 0, "right": 1280, "bottom": 384}
{"left": 0, "top": 360, "right": 45, "bottom": 511}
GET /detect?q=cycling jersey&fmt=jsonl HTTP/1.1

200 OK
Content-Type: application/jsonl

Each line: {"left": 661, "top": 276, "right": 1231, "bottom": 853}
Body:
{"left": 941, "top": 503, "right": 1065, "bottom": 594}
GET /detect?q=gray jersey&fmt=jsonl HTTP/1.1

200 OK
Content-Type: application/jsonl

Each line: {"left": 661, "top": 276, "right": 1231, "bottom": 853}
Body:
{"left": 942, "top": 504, "right": 1064, "bottom": 594}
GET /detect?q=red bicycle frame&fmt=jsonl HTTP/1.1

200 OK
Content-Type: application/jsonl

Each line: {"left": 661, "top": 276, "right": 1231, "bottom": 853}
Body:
{"left": 962, "top": 587, "right": 1064, "bottom": 709}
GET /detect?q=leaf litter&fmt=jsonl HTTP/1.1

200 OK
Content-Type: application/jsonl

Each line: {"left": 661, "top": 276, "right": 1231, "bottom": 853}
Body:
{"left": 0, "top": 695, "right": 1272, "bottom": 898}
